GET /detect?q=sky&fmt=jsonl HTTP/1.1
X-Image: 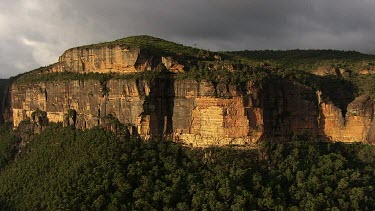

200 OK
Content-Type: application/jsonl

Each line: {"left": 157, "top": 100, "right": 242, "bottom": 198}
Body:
{"left": 1, "top": 0, "right": 375, "bottom": 78}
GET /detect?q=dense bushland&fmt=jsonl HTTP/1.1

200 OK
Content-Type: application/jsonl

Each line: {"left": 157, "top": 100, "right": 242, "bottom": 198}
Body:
{"left": 0, "top": 125, "right": 373, "bottom": 210}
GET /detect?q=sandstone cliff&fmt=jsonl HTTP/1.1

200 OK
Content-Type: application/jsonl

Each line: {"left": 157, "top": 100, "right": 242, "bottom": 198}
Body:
{"left": 40, "top": 36, "right": 200, "bottom": 75}
{"left": 10, "top": 76, "right": 375, "bottom": 146}
{"left": 48, "top": 46, "right": 184, "bottom": 74}
{"left": 6, "top": 36, "right": 375, "bottom": 146}
{"left": 11, "top": 79, "right": 260, "bottom": 147}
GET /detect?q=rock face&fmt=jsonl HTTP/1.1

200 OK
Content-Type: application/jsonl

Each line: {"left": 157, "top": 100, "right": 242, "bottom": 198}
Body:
{"left": 262, "top": 80, "right": 319, "bottom": 137}
{"left": 47, "top": 45, "right": 184, "bottom": 74}
{"left": 319, "top": 94, "right": 374, "bottom": 143}
{"left": 11, "top": 79, "right": 261, "bottom": 147}
{"left": 312, "top": 66, "right": 351, "bottom": 77}
{"left": 359, "top": 66, "right": 375, "bottom": 75}
{"left": 6, "top": 38, "right": 375, "bottom": 146}
{"left": 10, "top": 75, "right": 375, "bottom": 146}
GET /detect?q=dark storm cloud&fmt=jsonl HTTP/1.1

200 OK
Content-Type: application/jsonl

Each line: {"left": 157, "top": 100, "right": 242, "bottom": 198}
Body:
{"left": 1, "top": 0, "right": 375, "bottom": 78}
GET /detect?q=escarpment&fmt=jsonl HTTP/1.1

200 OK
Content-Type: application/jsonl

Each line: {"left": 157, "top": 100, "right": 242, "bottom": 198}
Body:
{"left": 5, "top": 36, "right": 375, "bottom": 146}
{"left": 10, "top": 77, "right": 375, "bottom": 146}
{"left": 11, "top": 79, "right": 260, "bottom": 147}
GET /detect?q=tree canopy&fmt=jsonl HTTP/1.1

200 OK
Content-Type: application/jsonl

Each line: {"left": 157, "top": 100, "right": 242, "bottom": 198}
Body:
{"left": 0, "top": 124, "right": 373, "bottom": 210}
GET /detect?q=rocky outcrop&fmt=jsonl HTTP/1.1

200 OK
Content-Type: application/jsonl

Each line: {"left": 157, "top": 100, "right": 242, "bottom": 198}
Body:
{"left": 359, "top": 66, "right": 375, "bottom": 75}
{"left": 47, "top": 45, "right": 184, "bottom": 74}
{"left": 312, "top": 66, "right": 351, "bottom": 77}
{"left": 318, "top": 94, "right": 375, "bottom": 143}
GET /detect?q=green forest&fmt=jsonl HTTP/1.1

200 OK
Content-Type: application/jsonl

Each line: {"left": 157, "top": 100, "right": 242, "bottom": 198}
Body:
{"left": 0, "top": 123, "right": 373, "bottom": 210}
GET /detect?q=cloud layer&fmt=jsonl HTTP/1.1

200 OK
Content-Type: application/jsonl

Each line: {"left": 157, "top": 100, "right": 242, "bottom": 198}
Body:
{"left": 1, "top": 0, "right": 375, "bottom": 78}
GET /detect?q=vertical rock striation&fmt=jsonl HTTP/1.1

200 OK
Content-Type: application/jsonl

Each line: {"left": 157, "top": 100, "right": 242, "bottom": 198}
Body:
{"left": 319, "top": 94, "right": 374, "bottom": 143}
{"left": 47, "top": 45, "right": 184, "bottom": 74}
{"left": 10, "top": 77, "right": 375, "bottom": 146}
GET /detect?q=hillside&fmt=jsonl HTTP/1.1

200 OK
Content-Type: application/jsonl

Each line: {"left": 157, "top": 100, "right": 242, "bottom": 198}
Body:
{"left": 0, "top": 125, "right": 373, "bottom": 210}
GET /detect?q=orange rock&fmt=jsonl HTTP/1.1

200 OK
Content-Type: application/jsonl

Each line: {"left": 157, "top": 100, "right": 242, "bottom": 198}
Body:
{"left": 11, "top": 78, "right": 375, "bottom": 147}
{"left": 47, "top": 45, "right": 185, "bottom": 74}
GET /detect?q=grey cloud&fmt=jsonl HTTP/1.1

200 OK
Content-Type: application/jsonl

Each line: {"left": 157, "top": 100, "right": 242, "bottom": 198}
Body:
{"left": 1, "top": 0, "right": 375, "bottom": 78}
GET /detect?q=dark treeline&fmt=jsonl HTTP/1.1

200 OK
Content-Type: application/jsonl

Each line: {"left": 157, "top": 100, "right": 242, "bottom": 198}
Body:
{"left": 0, "top": 124, "right": 373, "bottom": 210}
{"left": 0, "top": 79, "right": 10, "bottom": 123}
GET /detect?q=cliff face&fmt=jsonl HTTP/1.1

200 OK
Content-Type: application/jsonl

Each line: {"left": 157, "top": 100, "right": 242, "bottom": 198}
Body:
{"left": 47, "top": 45, "right": 184, "bottom": 74}
{"left": 11, "top": 79, "right": 260, "bottom": 147}
{"left": 11, "top": 76, "right": 375, "bottom": 146}
{"left": 319, "top": 94, "right": 375, "bottom": 143}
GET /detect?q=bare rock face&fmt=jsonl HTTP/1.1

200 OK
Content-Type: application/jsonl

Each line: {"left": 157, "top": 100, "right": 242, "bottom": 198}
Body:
{"left": 175, "top": 81, "right": 263, "bottom": 147}
{"left": 263, "top": 80, "right": 319, "bottom": 137}
{"left": 47, "top": 45, "right": 184, "bottom": 74}
{"left": 161, "top": 57, "right": 184, "bottom": 73}
{"left": 318, "top": 94, "right": 374, "bottom": 143}
{"left": 11, "top": 78, "right": 261, "bottom": 147}
{"left": 359, "top": 66, "right": 375, "bottom": 75}
{"left": 312, "top": 66, "right": 351, "bottom": 77}
{"left": 14, "top": 76, "right": 374, "bottom": 147}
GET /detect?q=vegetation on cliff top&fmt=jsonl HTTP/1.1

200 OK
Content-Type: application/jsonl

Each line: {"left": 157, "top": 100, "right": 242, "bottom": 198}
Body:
{"left": 0, "top": 125, "right": 373, "bottom": 210}
{"left": 226, "top": 49, "right": 375, "bottom": 72}
{"left": 76, "top": 35, "right": 375, "bottom": 72}
{"left": 77, "top": 35, "right": 208, "bottom": 59}
{"left": 17, "top": 36, "right": 375, "bottom": 80}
